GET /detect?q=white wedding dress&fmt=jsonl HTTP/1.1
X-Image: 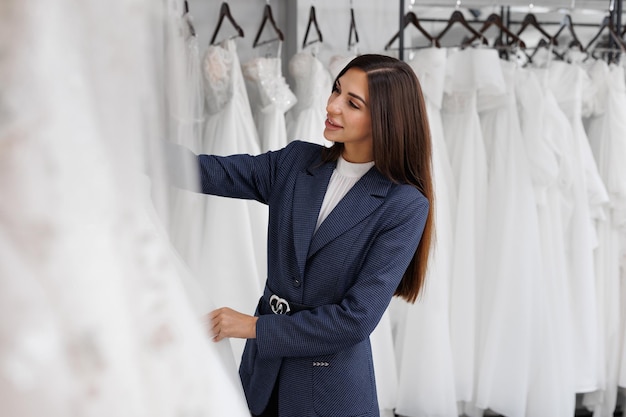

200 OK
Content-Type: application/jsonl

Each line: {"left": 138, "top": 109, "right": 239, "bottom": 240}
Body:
{"left": 518, "top": 67, "right": 577, "bottom": 417}
{"left": 441, "top": 47, "right": 499, "bottom": 412}
{"left": 200, "top": 39, "right": 267, "bottom": 361}
{"left": 393, "top": 47, "right": 458, "bottom": 417}
{"left": 582, "top": 60, "right": 626, "bottom": 417}
{"left": 548, "top": 60, "right": 609, "bottom": 393}
{"left": 474, "top": 60, "right": 543, "bottom": 417}
{"left": 0, "top": 1, "right": 250, "bottom": 416}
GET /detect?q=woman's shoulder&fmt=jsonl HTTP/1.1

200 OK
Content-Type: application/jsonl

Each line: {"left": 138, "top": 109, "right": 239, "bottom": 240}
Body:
{"left": 387, "top": 181, "right": 430, "bottom": 212}
{"left": 276, "top": 140, "right": 326, "bottom": 166}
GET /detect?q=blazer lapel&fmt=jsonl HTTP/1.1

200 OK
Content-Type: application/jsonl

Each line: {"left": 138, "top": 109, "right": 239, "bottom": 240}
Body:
{"left": 292, "top": 160, "right": 335, "bottom": 277}
{"left": 308, "top": 168, "right": 391, "bottom": 259}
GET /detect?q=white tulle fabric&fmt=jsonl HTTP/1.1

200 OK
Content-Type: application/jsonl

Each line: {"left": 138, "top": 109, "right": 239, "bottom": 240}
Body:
{"left": 286, "top": 51, "right": 333, "bottom": 146}
{"left": 473, "top": 60, "right": 543, "bottom": 417}
{"left": 581, "top": 60, "right": 626, "bottom": 417}
{"left": 243, "top": 52, "right": 297, "bottom": 152}
{"left": 440, "top": 48, "right": 496, "bottom": 412}
{"left": 167, "top": 8, "right": 207, "bottom": 285}
{"left": 0, "top": 1, "right": 250, "bottom": 416}
{"left": 517, "top": 68, "right": 577, "bottom": 417}
{"left": 200, "top": 39, "right": 267, "bottom": 362}
{"left": 548, "top": 61, "right": 609, "bottom": 393}
{"left": 392, "top": 47, "right": 458, "bottom": 417}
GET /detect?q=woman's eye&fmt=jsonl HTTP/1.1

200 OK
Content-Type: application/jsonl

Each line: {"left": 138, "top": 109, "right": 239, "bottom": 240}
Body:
{"left": 349, "top": 101, "right": 359, "bottom": 109}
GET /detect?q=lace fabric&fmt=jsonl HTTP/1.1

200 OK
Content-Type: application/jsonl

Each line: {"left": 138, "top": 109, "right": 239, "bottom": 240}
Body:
{"left": 243, "top": 57, "right": 296, "bottom": 113}
{"left": 202, "top": 41, "right": 234, "bottom": 115}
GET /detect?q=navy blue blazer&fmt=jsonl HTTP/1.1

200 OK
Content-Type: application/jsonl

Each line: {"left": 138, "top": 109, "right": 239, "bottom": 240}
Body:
{"left": 181, "top": 140, "right": 428, "bottom": 416}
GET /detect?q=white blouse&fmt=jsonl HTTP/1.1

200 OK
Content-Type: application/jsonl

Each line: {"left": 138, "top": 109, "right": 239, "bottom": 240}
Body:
{"left": 315, "top": 156, "right": 375, "bottom": 232}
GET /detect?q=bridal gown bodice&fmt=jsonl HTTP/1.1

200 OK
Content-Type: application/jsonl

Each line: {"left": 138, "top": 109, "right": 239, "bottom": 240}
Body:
{"left": 202, "top": 39, "right": 261, "bottom": 155}
{"left": 286, "top": 51, "right": 333, "bottom": 146}
{"left": 242, "top": 54, "right": 297, "bottom": 152}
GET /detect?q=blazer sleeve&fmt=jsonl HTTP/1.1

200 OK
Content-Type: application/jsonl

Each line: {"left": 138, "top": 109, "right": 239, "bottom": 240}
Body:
{"left": 163, "top": 140, "right": 304, "bottom": 204}
{"left": 254, "top": 192, "right": 429, "bottom": 359}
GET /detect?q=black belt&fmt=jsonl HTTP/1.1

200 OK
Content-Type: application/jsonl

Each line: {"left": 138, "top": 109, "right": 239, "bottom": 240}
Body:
{"left": 259, "top": 286, "right": 313, "bottom": 316}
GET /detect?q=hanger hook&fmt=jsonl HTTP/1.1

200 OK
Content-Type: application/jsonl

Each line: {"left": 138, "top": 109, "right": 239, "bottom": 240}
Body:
{"left": 455, "top": 0, "right": 462, "bottom": 10}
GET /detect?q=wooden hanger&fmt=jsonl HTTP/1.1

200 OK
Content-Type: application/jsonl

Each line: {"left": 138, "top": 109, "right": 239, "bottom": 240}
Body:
{"left": 462, "top": 13, "right": 526, "bottom": 48}
{"left": 583, "top": 15, "right": 626, "bottom": 58}
{"left": 516, "top": 13, "right": 557, "bottom": 46}
{"left": 527, "top": 37, "right": 565, "bottom": 63}
{"left": 553, "top": 14, "right": 583, "bottom": 51}
{"left": 302, "top": 5, "right": 323, "bottom": 49}
{"left": 183, "top": 0, "right": 196, "bottom": 38}
{"left": 384, "top": 11, "right": 438, "bottom": 50}
{"left": 253, "top": 3, "right": 284, "bottom": 48}
{"left": 434, "top": 10, "right": 488, "bottom": 47}
{"left": 210, "top": 2, "right": 244, "bottom": 45}
{"left": 348, "top": 6, "right": 360, "bottom": 50}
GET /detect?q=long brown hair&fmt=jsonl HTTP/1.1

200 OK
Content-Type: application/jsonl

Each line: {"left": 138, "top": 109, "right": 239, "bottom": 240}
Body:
{"left": 322, "top": 54, "right": 434, "bottom": 303}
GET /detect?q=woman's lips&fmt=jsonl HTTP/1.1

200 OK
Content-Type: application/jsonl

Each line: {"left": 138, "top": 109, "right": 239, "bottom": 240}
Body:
{"left": 325, "top": 117, "right": 342, "bottom": 130}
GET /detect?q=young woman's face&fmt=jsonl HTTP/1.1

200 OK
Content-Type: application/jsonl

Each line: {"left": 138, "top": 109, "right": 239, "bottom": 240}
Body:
{"left": 324, "top": 68, "right": 373, "bottom": 162}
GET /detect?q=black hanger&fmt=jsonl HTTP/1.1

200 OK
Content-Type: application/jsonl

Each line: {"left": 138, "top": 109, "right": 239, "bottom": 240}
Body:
{"left": 583, "top": 15, "right": 626, "bottom": 59}
{"left": 348, "top": 7, "right": 360, "bottom": 50}
{"left": 516, "top": 13, "right": 557, "bottom": 46}
{"left": 462, "top": 13, "right": 526, "bottom": 48}
{"left": 384, "top": 11, "right": 438, "bottom": 50}
{"left": 253, "top": 3, "right": 284, "bottom": 48}
{"left": 210, "top": 2, "right": 244, "bottom": 45}
{"left": 553, "top": 14, "right": 583, "bottom": 51}
{"left": 182, "top": 0, "right": 196, "bottom": 37}
{"left": 302, "top": 5, "right": 323, "bottom": 49}
{"left": 434, "top": 10, "right": 488, "bottom": 47}
{"left": 527, "top": 37, "right": 565, "bottom": 63}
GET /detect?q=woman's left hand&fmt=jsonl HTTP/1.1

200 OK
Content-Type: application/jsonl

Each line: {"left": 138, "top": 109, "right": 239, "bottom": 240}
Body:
{"left": 208, "top": 307, "right": 258, "bottom": 342}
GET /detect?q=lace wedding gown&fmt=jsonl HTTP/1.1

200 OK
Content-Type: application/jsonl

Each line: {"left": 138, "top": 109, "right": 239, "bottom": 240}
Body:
{"left": 200, "top": 39, "right": 267, "bottom": 360}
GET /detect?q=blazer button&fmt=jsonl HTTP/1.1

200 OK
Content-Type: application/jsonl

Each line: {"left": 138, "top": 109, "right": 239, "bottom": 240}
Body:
{"left": 293, "top": 279, "right": 301, "bottom": 288}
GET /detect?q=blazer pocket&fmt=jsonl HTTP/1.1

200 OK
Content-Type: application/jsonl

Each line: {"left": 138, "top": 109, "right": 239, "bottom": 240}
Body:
{"left": 311, "top": 348, "right": 376, "bottom": 417}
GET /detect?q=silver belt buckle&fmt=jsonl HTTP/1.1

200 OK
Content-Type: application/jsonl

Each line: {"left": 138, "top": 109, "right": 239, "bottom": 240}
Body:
{"left": 269, "top": 294, "right": 291, "bottom": 315}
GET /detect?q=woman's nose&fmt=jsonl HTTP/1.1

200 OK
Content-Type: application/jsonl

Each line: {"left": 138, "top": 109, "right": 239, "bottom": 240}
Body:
{"left": 326, "top": 95, "right": 340, "bottom": 114}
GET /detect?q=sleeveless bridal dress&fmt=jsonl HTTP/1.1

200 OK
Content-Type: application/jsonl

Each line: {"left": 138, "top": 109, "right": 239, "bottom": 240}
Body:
{"left": 200, "top": 39, "right": 266, "bottom": 361}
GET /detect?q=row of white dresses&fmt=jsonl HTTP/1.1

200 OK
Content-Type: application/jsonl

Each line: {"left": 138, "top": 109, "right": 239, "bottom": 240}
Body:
{"left": 390, "top": 47, "right": 626, "bottom": 417}
{"left": 177, "top": 25, "right": 626, "bottom": 417}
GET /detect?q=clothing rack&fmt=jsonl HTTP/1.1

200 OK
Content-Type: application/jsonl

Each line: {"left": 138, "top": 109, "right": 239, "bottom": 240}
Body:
{"left": 396, "top": 0, "right": 625, "bottom": 61}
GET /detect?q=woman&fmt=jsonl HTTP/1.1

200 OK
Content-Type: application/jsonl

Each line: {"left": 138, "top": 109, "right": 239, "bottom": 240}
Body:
{"left": 170, "top": 54, "right": 434, "bottom": 416}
